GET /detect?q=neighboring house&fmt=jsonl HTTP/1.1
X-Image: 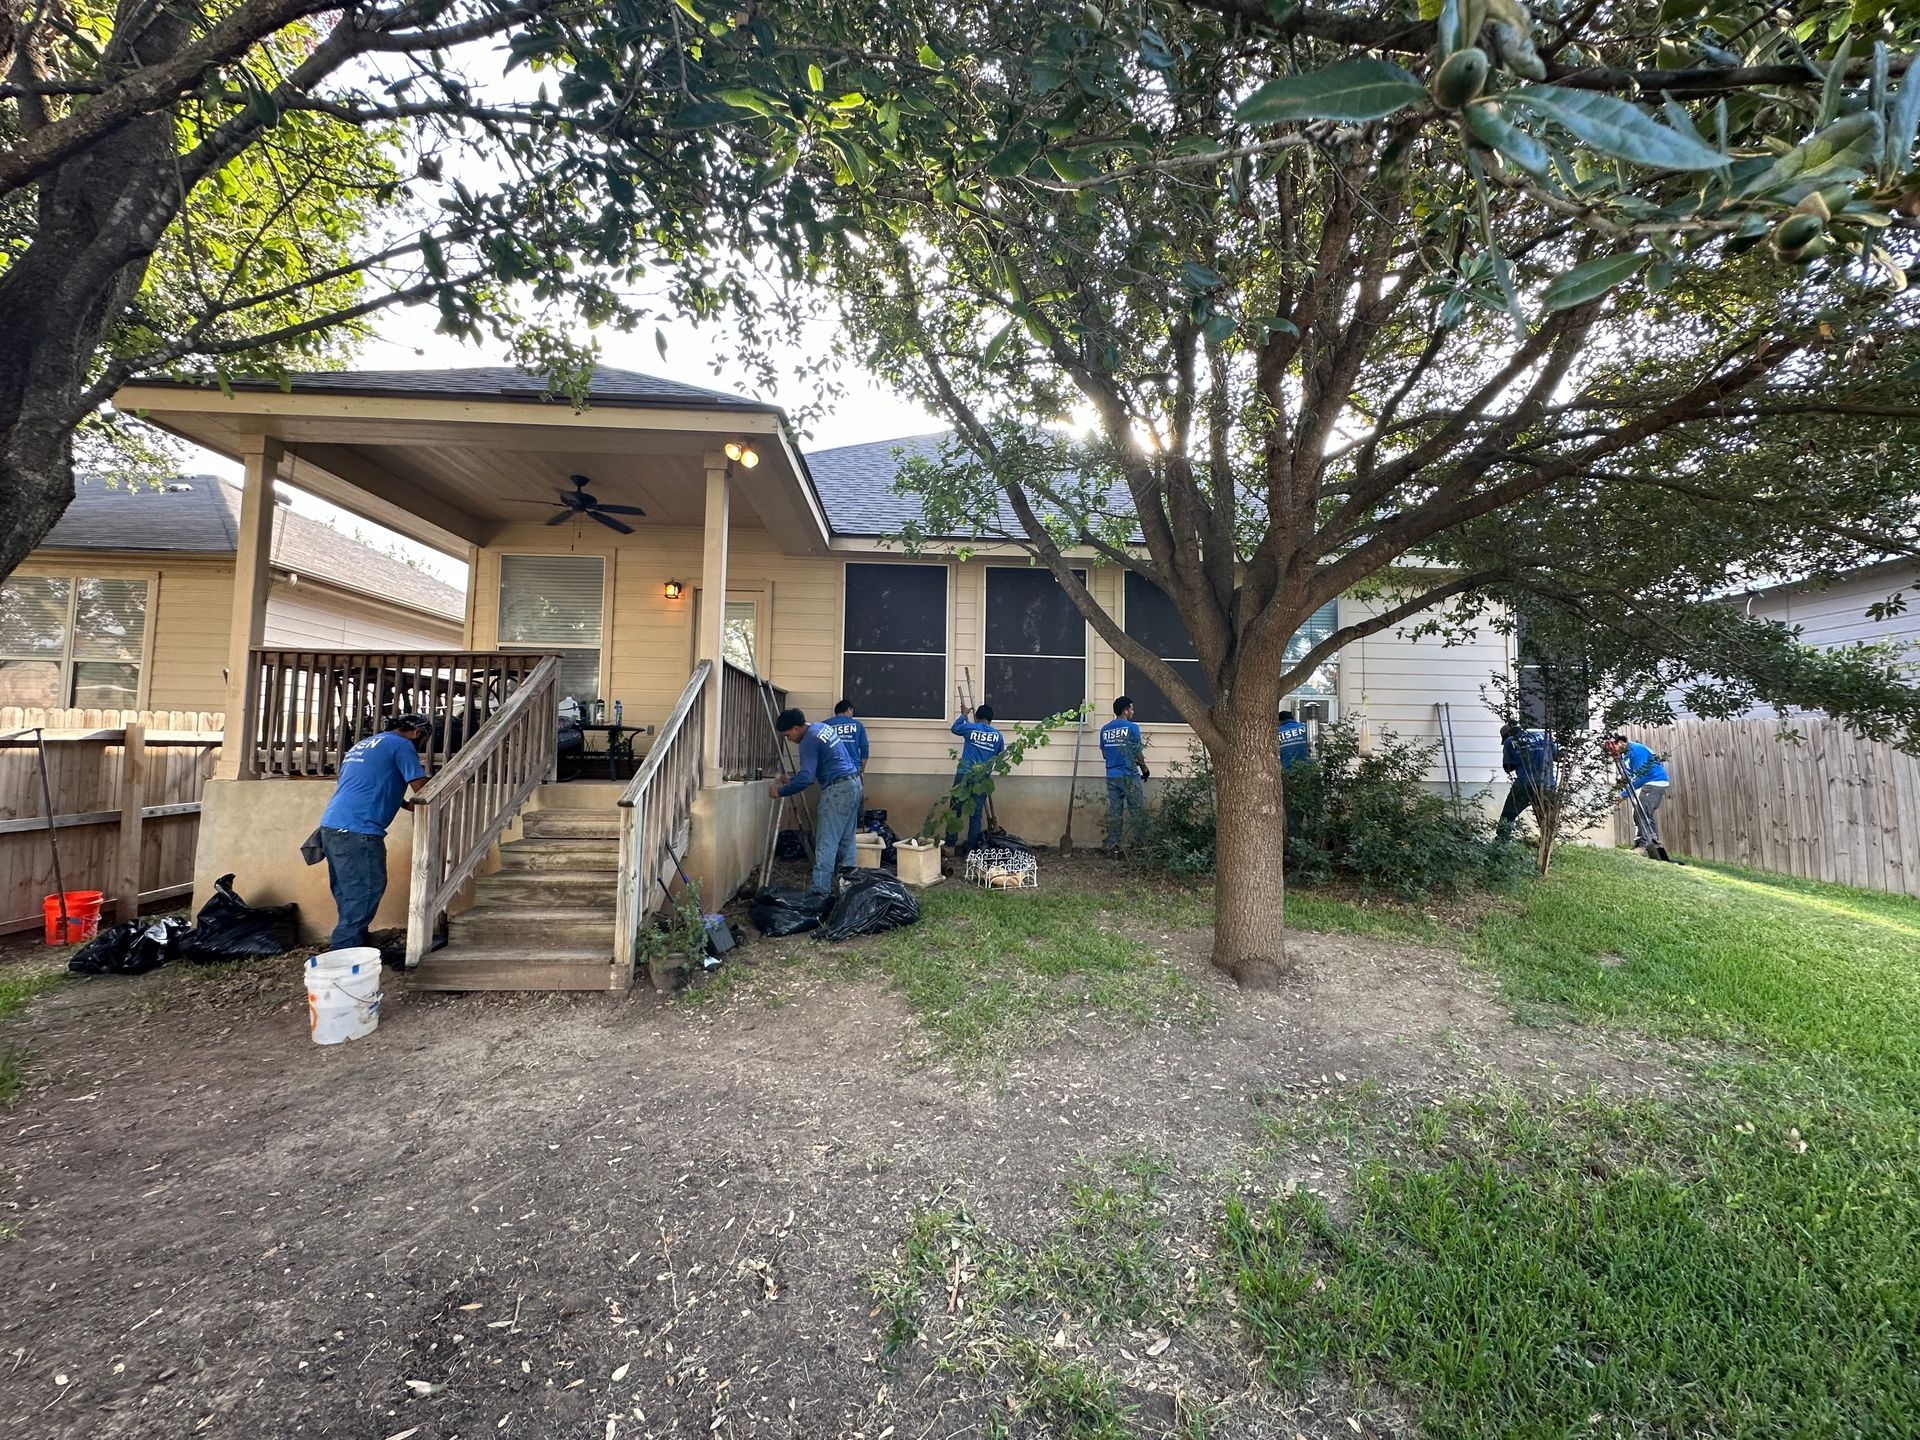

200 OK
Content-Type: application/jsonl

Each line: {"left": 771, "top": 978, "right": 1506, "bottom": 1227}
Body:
{"left": 0, "top": 477, "right": 466, "bottom": 714}
{"left": 111, "top": 366, "right": 1513, "bottom": 990}
{"left": 1671, "top": 559, "right": 1920, "bottom": 719}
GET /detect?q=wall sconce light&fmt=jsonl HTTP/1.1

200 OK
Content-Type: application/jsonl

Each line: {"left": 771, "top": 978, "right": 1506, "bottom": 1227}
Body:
{"left": 724, "top": 440, "right": 760, "bottom": 469}
{"left": 663, "top": 579, "right": 684, "bottom": 601}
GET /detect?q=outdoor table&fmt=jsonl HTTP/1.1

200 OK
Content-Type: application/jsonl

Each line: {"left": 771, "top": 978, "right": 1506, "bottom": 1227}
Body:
{"left": 577, "top": 722, "right": 635, "bottom": 781}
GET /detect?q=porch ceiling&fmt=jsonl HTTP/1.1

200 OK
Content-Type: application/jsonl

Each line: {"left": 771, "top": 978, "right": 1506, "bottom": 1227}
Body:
{"left": 113, "top": 382, "right": 832, "bottom": 558}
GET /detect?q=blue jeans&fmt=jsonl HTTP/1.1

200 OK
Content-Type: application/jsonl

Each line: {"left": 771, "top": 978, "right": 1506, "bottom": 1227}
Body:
{"left": 320, "top": 827, "right": 388, "bottom": 950}
{"left": 1105, "top": 774, "right": 1145, "bottom": 848}
{"left": 810, "top": 776, "right": 863, "bottom": 897}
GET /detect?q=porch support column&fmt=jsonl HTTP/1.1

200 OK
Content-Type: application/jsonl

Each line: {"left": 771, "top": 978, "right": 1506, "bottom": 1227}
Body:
{"left": 215, "top": 436, "right": 284, "bottom": 781}
{"left": 698, "top": 453, "right": 730, "bottom": 787}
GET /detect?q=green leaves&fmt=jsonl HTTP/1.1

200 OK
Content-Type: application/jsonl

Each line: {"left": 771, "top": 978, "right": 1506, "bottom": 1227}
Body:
{"left": 1888, "top": 61, "right": 1920, "bottom": 177}
{"left": 1539, "top": 251, "right": 1648, "bottom": 311}
{"left": 1236, "top": 59, "right": 1427, "bottom": 126}
{"left": 1461, "top": 102, "right": 1552, "bottom": 180}
{"left": 1504, "top": 86, "right": 1725, "bottom": 171}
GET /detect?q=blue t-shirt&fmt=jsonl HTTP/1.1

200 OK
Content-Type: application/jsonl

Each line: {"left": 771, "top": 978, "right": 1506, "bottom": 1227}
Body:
{"left": 779, "top": 722, "right": 858, "bottom": 796}
{"left": 1620, "top": 741, "right": 1669, "bottom": 790}
{"left": 1277, "top": 720, "right": 1310, "bottom": 769}
{"left": 951, "top": 715, "right": 1006, "bottom": 772}
{"left": 1503, "top": 728, "right": 1556, "bottom": 788}
{"left": 1099, "top": 718, "right": 1144, "bottom": 778}
{"left": 828, "top": 716, "right": 869, "bottom": 767}
{"left": 320, "top": 731, "right": 426, "bottom": 836}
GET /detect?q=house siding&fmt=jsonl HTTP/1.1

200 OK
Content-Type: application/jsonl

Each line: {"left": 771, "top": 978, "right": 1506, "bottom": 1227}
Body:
{"left": 470, "top": 525, "right": 1512, "bottom": 793}
{"left": 1745, "top": 570, "right": 1920, "bottom": 656}
{"left": 263, "top": 583, "right": 462, "bottom": 649}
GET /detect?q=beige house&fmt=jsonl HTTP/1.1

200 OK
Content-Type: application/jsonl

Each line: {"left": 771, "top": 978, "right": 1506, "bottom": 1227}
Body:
{"left": 1, "top": 475, "right": 463, "bottom": 716}
{"left": 115, "top": 366, "right": 1512, "bottom": 993}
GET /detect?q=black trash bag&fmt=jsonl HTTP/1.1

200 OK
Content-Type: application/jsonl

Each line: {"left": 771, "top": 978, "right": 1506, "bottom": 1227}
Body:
{"left": 181, "top": 873, "right": 300, "bottom": 962}
{"left": 774, "top": 829, "right": 809, "bottom": 861}
{"left": 749, "top": 886, "right": 830, "bottom": 937}
{"left": 814, "top": 872, "right": 920, "bottom": 943}
{"left": 68, "top": 915, "right": 189, "bottom": 976}
{"left": 977, "top": 826, "right": 1032, "bottom": 853}
{"left": 859, "top": 808, "right": 889, "bottom": 830}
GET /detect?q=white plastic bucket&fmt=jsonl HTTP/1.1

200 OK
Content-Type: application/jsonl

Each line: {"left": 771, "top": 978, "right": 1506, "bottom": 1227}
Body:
{"left": 306, "top": 949, "right": 382, "bottom": 1046}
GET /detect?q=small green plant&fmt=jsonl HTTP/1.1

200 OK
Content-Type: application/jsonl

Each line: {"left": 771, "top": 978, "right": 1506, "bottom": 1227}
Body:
{"left": 921, "top": 705, "right": 1085, "bottom": 840}
{"left": 639, "top": 880, "right": 708, "bottom": 989}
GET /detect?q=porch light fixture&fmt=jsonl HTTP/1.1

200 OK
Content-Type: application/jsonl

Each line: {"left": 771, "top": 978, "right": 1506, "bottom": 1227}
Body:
{"left": 724, "top": 440, "right": 760, "bottom": 469}
{"left": 663, "top": 579, "right": 684, "bottom": 600}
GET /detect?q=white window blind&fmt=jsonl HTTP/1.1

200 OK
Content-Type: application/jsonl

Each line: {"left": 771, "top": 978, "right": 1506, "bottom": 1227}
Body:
{"left": 497, "top": 555, "right": 603, "bottom": 708}
{"left": 0, "top": 574, "right": 148, "bottom": 708}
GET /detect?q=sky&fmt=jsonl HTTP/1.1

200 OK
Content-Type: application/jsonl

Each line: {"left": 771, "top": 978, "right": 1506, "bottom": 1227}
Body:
{"left": 185, "top": 301, "right": 945, "bottom": 590}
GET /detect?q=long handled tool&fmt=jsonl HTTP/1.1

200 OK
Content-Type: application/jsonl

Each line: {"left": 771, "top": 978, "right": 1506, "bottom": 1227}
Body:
{"left": 32, "top": 728, "right": 69, "bottom": 935}
{"left": 1058, "top": 703, "right": 1086, "bottom": 852}
{"left": 742, "top": 636, "right": 813, "bottom": 864}
{"left": 1610, "top": 747, "right": 1676, "bottom": 864}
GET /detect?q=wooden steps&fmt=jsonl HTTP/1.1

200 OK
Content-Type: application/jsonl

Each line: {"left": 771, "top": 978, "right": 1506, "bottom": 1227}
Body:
{"left": 409, "top": 803, "right": 625, "bottom": 991}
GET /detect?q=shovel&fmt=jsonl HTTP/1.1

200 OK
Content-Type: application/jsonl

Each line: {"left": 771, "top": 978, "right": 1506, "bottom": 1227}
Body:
{"left": 1059, "top": 704, "right": 1086, "bottom": 852}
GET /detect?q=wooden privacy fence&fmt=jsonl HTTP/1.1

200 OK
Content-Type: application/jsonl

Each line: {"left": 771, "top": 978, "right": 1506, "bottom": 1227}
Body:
{"left": 1619, "top": 718, "right": 1920, "bottom": 897}
{"left": 0, "top": 707, "right": 224, "bottom": 936}
{"left": 245, "top": 650, "right": 550, "bottom": 778}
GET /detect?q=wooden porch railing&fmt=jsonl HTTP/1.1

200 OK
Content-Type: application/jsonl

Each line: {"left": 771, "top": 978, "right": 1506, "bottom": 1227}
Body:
{"left": 243, "top": 650, "right": 550, "bottom": 777}
{"left": 718, "top": 660, "right": 787, "bottom": 780}
{"left": 613, "top": 660, "right": 710, "bottom": 989}
{"left": 404, "top": 656, "right": 561, "bottom": 966}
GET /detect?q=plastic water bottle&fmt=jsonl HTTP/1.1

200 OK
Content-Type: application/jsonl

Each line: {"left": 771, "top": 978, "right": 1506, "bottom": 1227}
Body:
{"left": 613, "top": 700, "right": 623, "bottom": 728}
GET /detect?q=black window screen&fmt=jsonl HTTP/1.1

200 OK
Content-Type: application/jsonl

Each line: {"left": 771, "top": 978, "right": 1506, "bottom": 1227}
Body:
{"left": 984, "top": 567, "right": 1085, "bottom": 720}
{"left": 1122, "top": 572, "right": 1214, "bottom": 723}
{"left": 842, "top": 562, "right": 948, "bottom": 718}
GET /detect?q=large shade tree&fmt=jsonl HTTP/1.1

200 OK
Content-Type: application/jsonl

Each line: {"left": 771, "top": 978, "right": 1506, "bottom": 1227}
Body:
{"left": 622, "top": 0, "right": 1920, "bottom": 982}
{"left": 0, "top": 0, "right": 799, "bottom": 581}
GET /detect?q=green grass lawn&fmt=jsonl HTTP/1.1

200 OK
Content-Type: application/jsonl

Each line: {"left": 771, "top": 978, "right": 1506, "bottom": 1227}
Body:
{"left": 1230, "top": 848, "right": 1920, "bottom": 1438}
{"left": 0, "top": 964, "right": 68, "bottom": 1101}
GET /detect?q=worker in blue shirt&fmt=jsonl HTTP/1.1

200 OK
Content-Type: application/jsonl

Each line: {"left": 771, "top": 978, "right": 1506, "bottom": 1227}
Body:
{"left": 1496, "top": 722, "right": 1558, "bottom": 841}
{"left": 1605, "top": 732, "right": 1672, "bottom": 851}
{"left": 316, "top": 714, "right": 430, "bottom": 950}
{"left": 828, "top": 699, "right": 869, "bottom": 774}
{"left": 947, "top": 704, "right": 1005, "bottom": 847}
{"left": 769, "top": 707, "right": 862, "bottom": 898}
{"left": 1099, "top": 696, "right": 1149, "bottom": 851}
{"left": 1277, "top": 709, "right": 1311, "bottom": 769}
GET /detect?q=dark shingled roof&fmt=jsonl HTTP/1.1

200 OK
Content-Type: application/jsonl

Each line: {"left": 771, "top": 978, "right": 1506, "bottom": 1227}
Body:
{"left": 804, "top": 430, "right": 1139, "bottom": 543}
{"left": 135, "top": 364, "right": 777, "bottom": 413}
{"left": 42, "top": 478, "right": 465, "bottom": 620}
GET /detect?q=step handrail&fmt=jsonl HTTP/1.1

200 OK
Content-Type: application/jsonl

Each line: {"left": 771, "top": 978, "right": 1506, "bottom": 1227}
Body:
{"left": 612, "top": 659, "right": 711, "bottom": 988}
{"left": 404, "top": 654, "right": 561, "bottom": 966}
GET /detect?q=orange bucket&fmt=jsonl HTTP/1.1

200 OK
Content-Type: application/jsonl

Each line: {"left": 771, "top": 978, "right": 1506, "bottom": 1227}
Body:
{"left": 44, "top": 890, "right": 104, "bottom": 946}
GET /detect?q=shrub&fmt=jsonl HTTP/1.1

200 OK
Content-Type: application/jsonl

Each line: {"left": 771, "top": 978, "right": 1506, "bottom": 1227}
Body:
{"left": 1139, "top": 723, "right": 1527, "bottom": 899}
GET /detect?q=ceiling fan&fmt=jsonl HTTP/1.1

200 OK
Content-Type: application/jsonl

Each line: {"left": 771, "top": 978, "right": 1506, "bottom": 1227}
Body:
{"left": 518, "top": 474, "right": 646, "bottom": 534}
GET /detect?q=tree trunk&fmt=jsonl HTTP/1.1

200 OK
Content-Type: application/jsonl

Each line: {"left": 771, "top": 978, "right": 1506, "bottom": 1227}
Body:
{"left": 1208, "top": 698, "right": 1291, "bottom": 987}
{"left": 0, "top": 17, "right": 189, "bottom": 582}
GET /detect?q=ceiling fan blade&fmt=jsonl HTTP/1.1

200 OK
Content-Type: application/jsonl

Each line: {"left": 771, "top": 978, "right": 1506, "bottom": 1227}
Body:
{"left": 544, "top": 510, "right": 574, "bottom": 526}
{"left": 594, "top": 503, "right": 647, "bottom": 516}
{"left": 588, "top": 510, "right": 635, "bottom": 535}
{"left": 556, "top": 487, "right": 583, "bottom": 506}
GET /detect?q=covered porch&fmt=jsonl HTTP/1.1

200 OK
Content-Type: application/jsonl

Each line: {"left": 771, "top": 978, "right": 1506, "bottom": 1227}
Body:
{"left": 116, "top": 367, "right": 830, "bottom": 990}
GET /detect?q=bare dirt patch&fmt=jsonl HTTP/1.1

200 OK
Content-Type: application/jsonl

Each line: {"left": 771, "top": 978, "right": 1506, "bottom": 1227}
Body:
{"left": 0, "top": 877, "right": 1673, "bottom": 1440}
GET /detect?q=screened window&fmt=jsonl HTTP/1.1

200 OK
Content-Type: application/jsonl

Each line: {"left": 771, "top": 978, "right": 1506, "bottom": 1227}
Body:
{"left": 842, "top": 562, "right": 947, "bottom": 719}
{"left": 1122, "top": 575, "right": 1339, "bottom": 723}
{"left": 1122, "top": 572, "right": 1213, "bottom": 724}
{"left": 0, "top": 575, "right": 148, "bottom": 709}
{"left": 985, "top": 567, "right": 1086, "bottom": 720}
{"left": 497, "top": 554, "right": 603, "bottom": 710}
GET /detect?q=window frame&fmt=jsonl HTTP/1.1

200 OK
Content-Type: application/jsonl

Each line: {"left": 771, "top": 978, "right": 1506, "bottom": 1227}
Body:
{"left": 1119, "top": 578, "right": 1342, "bottom": 725}
{"left": 0, "top": 570, "right": 156, "bottom": 710}
{"left": 838, "top": 559, "right": 952, "bottom": 720}
{"left": 494, "top": 552, "right": 609, "bottom": 708}
{"left": 982, "top": 563, "right": 1089, "bottom": 721}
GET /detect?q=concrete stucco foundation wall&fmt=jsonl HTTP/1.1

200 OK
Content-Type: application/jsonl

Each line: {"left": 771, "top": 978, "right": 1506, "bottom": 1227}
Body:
{"left": 687, "top": 780, "right": 775, "bottom": 904}
{"left": 194, "top": 778, "right": 418, "bottom": 945}
{"left": 857, "top": 774, "right": 1147, "bottom": 847}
